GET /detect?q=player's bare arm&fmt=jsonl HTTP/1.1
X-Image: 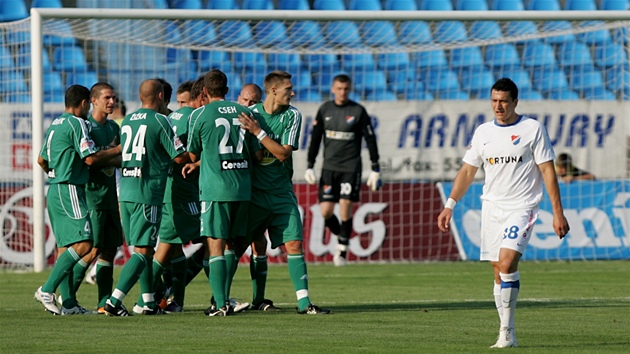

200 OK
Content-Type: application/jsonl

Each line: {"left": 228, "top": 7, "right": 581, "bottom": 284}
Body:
{"left": 173, "top": 151, "right": 191, "bottom": 165}
{"left": 238, "top": 112, "right": 293, "bottom": 162}
{"left": 437, "top": 163, "right": 478, "bottom": 232}
{"left": 539, "top": 160, "right": 570, "bottom": 239}
{"left": 37, "top": 156, "right": 49, "bottom": 173}
{"left": 84, "top": 144, "right": 122, "bottom": 166}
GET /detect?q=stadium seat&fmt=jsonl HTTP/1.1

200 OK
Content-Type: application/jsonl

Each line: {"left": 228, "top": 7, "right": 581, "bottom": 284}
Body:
{"left": 133, "top": 0, "right": 168, "bottom": 8}
{"left": 434, "top": 21, "right": 468, "bottom": 43}
{"left": 278, "top": 0, "right": 309, "bottom": 10}
{"left": 419, "top": 0, "right": 454, "bottom": 10}
{"left": 349, "top": 0, "right": 382, "bottom": 10}
{"left": 576, "top": 21, "right": 612, "bottom": 45}
{"left": 398, "top": 21, "right": 433, "bottom": 46}
{"left": 253, "top": 20, "right": 289, "bottom": 47}
{"left": 0, "top": 71, "right": 27, "bottom": 93}
{"left": 313, "top": 71, "right": 345, "bottom": 92}
{"left": 385, "top": 0, "right": 417, "bottom": 10}
{"left": 206, "top": 0, "right": 238, "bottom": 9}
{"left": 44, "top": 20, "right": 77, "bottom": 47}
{"left": 242, "top": 0, "right": 273, "bottom": 9}
{"left": 4, "top": 93, "right": 31, "bottom": 103}
{"left": 518, "top": 88, "right": 543, "bottom": 100}
{"left": 533, "top": 68, "right": 569, "bottom": 92}
{"left": 366, "top": 89, "right": 397, "bottom": 101}
{"left": 541, "top": 21, "right": 576, "bottom": 45}
{"left": 601, "top": 0, "right": 629, "bottom": 10}
{"left": 293, "top": 71, "right": 313, "bottom": 90}
{"left": 456, "top": 0, "right": 488, "bottom": 10}
{"left": 194, "top": 50, "right": 231, "bottom": 72}
{"left": 164, "top": 21, "right": 192, "bottom": 70}
{"left": 527, "top": 0, "right": 560, "bottom": 10}
{"left": 495, "top": 69, "right": 531, "bottom": 90}
{"left": 31, "top": 0, "right": 63, "bottom": 8}
{"left": 438, "top": 90, "right": 470, "bottom": 100}
{"left": 404, "top": 90, "right": 434, "bottom": 100}
{"left": 233, "top": 52, "right": 267, "bottom": 71}
{"left": 44, "top": 88, "right": 65, "bottom": 103}
{"left": 522, "top": 41, "right": 557, "bottom": 68}
{"left": 341, "top": 51, "right": 376, "bottom": 71}
{"left": 243, "top": 72, "right": 266, "bottom": 88}
{"left": 268, "top": 53, "right": 303, "bottom": 73}
{"left": 17, "top": 45, "right": 51, "bottom": 71}
{"left": 289, "top": 21, "right": 325, "bottom": 48}
{"left": 295, "top": 89, "right": 322, "bottom": 102}
{"left": 313, "top": 0, "right": 345, "bottom": 10}
{"left": 376, "top": 48, "right": 410, "bottom": 71}
{"left": 66, "top": 71, "right": 98, "bottom": 88}
{"left": 387, "top": 69, "right": 416, "bottom": 94}
{"left": 354, "top": 70, "right": 388, "bottom": 94}
{"left": 43, "top": 71, "right": 64, "bottom": 94}
{"left": 582, "top": 86, "right": 616, "bottom": 100}
{"left": 184, "top": 21, "right": 217, "bottom": 46}
{"left": 0, "top": 0, "right": 28, "bottom": 22}
{"left": 460, "top": 69, "right": 494, "bottom": 95}
{"left": 595, "top": 43, "right": 628, "bottom": 68}
{"left": 421, "top": 69, "right": 460, "bottom": 93}
{"left": 570, "top": 69, "right": 604, "bottom": 91}
{"left": 468, "top": 21, "right": 503, "bottom": 40}
{"left": 170, "top": 0, "right": 202, "bottom": 9}
{"left": 491, "top": 0, "right": 524, "bottom": 10}
{"left": 218, "top": 21, "right": 253, "bottom": 46}
{"left": 484, "top": 43, "right": 521, "bottom": 70}
{"left": 304, "top": 53, "right": 341, "bottom": 72}
{"left": 0, "top": 45, "right": 14, "bottom": 69}
{"left": 128, "top": 45, "right": 166, "bottom": 70}
{"left": 412, "top": 48, "right": 448, "bottom": 70}
{"left": 362, "top": 21, "right": 398, "bottom": 47}
{"left": 449, "top": 47, "right": 484, "bottom": 71}
{"left": 603, "top": 64, "right": 630, "bottom": 91}
{"left": 53, "top": 46, "right": 88, "bottom": 71}
{"left": 564, "top": 0, "right": 597, "bottom": 10}
{"left": 324, "top": 21, "right": 362, "bottom": 48}
{"left": 5, "top": 30, "right": 30, "bottom": 45}
{"left": 504, "top": 21, "right": 538, "bottom": 43}
{"left": 558, "top": 41, "right": 595, "bottom": 70}
{"left": 545, "top": 89, "right": 579, "bottom": 100}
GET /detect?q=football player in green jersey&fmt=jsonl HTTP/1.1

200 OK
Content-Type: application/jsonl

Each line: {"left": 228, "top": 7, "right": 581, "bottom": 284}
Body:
{"left": 104, "top": 79, "right": 188, "bottom": 316}
{"left": 238, "top": 71, "right": 330, "bottom": 315}
{"left": 34, "top": 85, "right": 122, "bottom": 315}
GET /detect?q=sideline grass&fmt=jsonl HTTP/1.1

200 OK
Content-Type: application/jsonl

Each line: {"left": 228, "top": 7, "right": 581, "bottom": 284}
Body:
{"left": 0, "top": 261, "right": 628, "bottom": 353}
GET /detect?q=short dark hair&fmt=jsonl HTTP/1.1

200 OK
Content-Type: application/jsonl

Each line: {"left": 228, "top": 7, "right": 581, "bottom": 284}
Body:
{"left": 177, "top": 80, "right": 193, "bottom": 95}
{"left": 204, "top": 70, "right": 228, "bottom": 98}
{"left": 154, "top": 77, "right": 173, "bottom": 103}
{"left": 90, "top": 82, "right": 114, "bottom": 99}
{"left": 191, "top": 76, "right": 205, "bottom": 100}
{"left": 263, "top": 71, "right": 292, "bottom": 94}
{"left": 65, "top": 84, "right": 90, "bottom": 108}
{"left": 114, "top": 97, "right": 126, "bottom": 115}
{"left": 491, "top": 78, "right": 518, "bottom": 100}
{"left": 556, "top": 153, "right": 573, "bottom": 169}
{"left": 333, "top": 74, "right": 352, "bottom": 85}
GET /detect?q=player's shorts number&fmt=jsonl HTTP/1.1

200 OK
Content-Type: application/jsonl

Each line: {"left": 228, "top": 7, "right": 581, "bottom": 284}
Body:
{"left": 340, "top": 182, "right": 352, "bottom": 196}
{"left": 216, "top": 118, "right": 244, "bottom": 154}
{"left": 121, "top": 124, "right": 147, "bottom": 161}
{"left": 503, "top": 225, "right": 520, "bottom": 239}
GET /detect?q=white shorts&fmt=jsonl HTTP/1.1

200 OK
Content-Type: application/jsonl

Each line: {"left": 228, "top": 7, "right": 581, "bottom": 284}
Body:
{"left": 480, "top": 201, "right": 539, "bottom": 261}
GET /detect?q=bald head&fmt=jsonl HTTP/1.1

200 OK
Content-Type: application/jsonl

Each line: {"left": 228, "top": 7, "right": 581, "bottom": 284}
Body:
{"left": 238, "top": 83, "right": 263, "bottom": 107}
{"left": 139, "top": 79, "right": 164, "bottom": 108}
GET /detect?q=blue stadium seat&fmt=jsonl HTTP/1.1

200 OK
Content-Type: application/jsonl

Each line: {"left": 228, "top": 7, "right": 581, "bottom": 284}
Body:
{"left": 244, "top": 72, "right": 266, "bottom": 88}
{"left": 233, "top": 52, "right": 267, "bottom": 71}
{"left": 349, "top": 0, "right": 382, "bottom": 10}
{"left": 533, "top": 68, "right": 569, "bottom": 93}
{"left": 419, "top": 0, "right": 453, "bottom": 10}
{"left": 495, "top": 69, "right": 532, "bottom": 90}
{"left": 53, "top": 46, "right": 87, "bottom": 71}
{"left": 44, "top": 89, "right": 65, "bottom": 103}
{"left": 195, "top": 50, "right": 231, "bottom": 72}
{"left": 595, "top": 43, "right": 628, "bottom": 68}
{"left": 421, "top": 69, "right": 460, "bottom": 93}
{"left": 324, "top": 21, "right": 362, "bottom": 48}
{"left": 558, "top": 41, "right": 595, "bottom": 70}
{"left": 66, "top": 71, "right": 98, "bottom": 88}
{"left": 133, "top": 0, "right": 168, "bottom": 8}
{"left": 31, "top": 0, "right": 63, "bottom": 8}
{"left": 164, "top": 21, "right": 192, "bottom": 70}
{"left": 293, "top": 71, "right": 313, "bottom": 90}
{"left": 129, "top": 45, "right": 166, "bottom": 70}
{"left": 456, "top": 0, "right": 488, "bottom": 10}
{"left": 518, "top": 88, "right": 543, "bottom": 100}
{"left": 313, "top": 0, "right": 345, "bottom": 10}
{"left": 43, "top": 71, "right": 64, "bottom": 94}
{"left": 491, "top": 0, "right": 524, "bottom": 10}
{"left": 412, "top": 49, "right": 448, "bottom": 70}
{"left": 295, "top": 89, "right": 322, "bottom": 102}
{"left": 450, "top": 47, "right": 484, "bottom": 71}
{"left": 44, "top": 20, "right": 77, "bottom": 47}
{"left": 576, "top": 21, "right": 612, "bottom": 45}
{"left": 171, "top": 0, "right": 201, "bottom": 9}
{"left": 0, "top": 0, "right": 28, "bottom": 22}
{"left": 469, "top": 21, "right": 502, "bottom": 40}
{"left": 546, "top": 90, "right": 579, "bottom": 100}
{"left": 290, "top": 21, "right": 325, "bottom": 48}
{"left": 571, "top": 69, "right": 604, "bottom": 91}
{"left": 527, "top": 0, "right": 560, "bottom": 10}
{"left": 278, "top": 0, "right": 309, "bottom": 10}
{"left": 385, "top": 0, "right": 417, "bottom": 10}
{"left": 5, "top": 30, "right": 30, "bottom": 45}
{"left": 504, "top": 21, "right": 538, "bottom": 43}
{"left": 484, "top": 43, "right": 521, "bottom": 70}
{"left": 313, "top": 71, "right": 345, "bottom": 92}
{"left": 405, "top": 90, "right": 434, "bottom": 100}
{"left": 5, "top": 93, "right": 31, "bottom": 103}
{"left": 354, "top": 70, "right": 388, "bottom": 94}
{"left": 17, "top": 45, "right": 51, "bottom": 71}
{"left": 540, "top": 21, "right": 576, "bottom": 45}
{"left": 341, "top": 51, "right": 376, "bottom": 71}
{"left": 434, "top": 21, "right": 468, "bottom": 43}
{"left": 366, "top": 89, "right": 397, "bottom": 101}
{"left": 206, "top": 0, "right": 238, "bottom": 9}
{"left": 376, "top": 48, "right": 410, "bottom": 71}
{"left": 564, "top": 0, "right": 597, "bottom": 10}
{"left": 184, "top": 21, "right": 217, "bottom": 46}
{"left": 601, "top": 0, "right": 629, "bottom": 10}
{"left": 268, "top": 53, "right": 303, "bottom": 73}
{"left": 218, "top": 21, "right": 253, "bottom": 46}
{"left": 244, "top": 0, "right": 273, "bottom": 9}
{"left": 582, "top": 86, "right": 616, "bottom": 100}
{"left": 522, "top": 41, "right": 557, "bottom": 68}
{"left": 0, "top": 45, "right": 14, "bottom": 69}
{"left": 225, "top": 70, "right": 243, "bottom": 101}
{"left": 460, "top": 69, "right": 494, "bottom": 95}
{"left": 0, "top": 71, "right": 27, "bottom": 93}
{"left": 362, "top": 21, "right": 398, "bottom": 46}
{"left": 439, "top": 90, "right": 470, "bottom": 100}
{"left": 254, "top": 21, "right": 288, "bottom": 47}
{"left": 398, "top": 21, "right": 433, "bottom": 46}
{"left": 304, "top": 53, "right": 341, "bottom": 72}
{"left": 387, "top": 70, "right": 416, "bottom": 94}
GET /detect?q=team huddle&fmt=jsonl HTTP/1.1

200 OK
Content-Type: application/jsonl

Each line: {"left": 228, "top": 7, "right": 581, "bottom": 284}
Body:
{"left": 34, "top": 70, "right": 334, "bottom": 316}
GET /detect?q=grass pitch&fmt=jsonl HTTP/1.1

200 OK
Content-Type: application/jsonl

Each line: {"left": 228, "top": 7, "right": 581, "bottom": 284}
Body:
{"left": 0, "top": 261, "right": 628, "bottom": 353}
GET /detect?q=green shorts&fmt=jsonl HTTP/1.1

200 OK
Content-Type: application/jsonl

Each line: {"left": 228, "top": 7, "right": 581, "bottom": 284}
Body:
{"left": 119, "top": 201, "right": 162, "bottom": 247}
{"left": 159, "top": 202, "right": 201, "bottom": 244}
{"left": 248, "top": 191, "right": 303, "bottom": 249}
{"left": 46, "top": 183, "right": 93, "bottom": 248}
{"left": 200, "top": 200, "right": 248, "bottom": 241}
{"left": 89, "top": 209, "right": 123, "bottom": 249}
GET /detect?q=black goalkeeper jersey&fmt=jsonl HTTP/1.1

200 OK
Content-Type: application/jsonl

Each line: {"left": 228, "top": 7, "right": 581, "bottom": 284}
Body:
{"left": 307, "top": 100, "right": 379, "bottom": 173}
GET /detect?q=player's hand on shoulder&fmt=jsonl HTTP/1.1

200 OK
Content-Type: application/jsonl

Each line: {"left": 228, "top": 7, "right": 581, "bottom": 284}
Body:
{"left": 304, "top": 168, "right": 317, "bottom": 184}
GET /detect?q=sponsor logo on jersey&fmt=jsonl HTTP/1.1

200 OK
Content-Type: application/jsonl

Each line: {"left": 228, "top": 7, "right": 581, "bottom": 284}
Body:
{"left": 260, "top": 149, "right": 277, "bottom": 165}
{"left": 511, "top": 135, "right": 521, "bottom": 145}
{"left": 173, "top": 135, "right": 184, "bottom": 150}
{"left": 325, "top": 130, "right": 355, "bottom": 141}
{"left": 486, "top": 156, "right": 523, "bottom": 165}
{"left": 47, "top": 169, "right": 56, "bottom": 178}
{"left": 324, "top": 116, "right": 331, "bottom": 121}
{"left": 221, "top": 159, "right": 249, "bottom": 171}
{"left": 101, "top": 166, "right": 116, "bottom": 177}
{"left": 323, "top": 185, "right": 332, "bottom": 194}
{"left": 346, "top": 116, "right": 355, "bottom": 125}
{"left": 122, "top": 167, "right": 142, "bottom": 178}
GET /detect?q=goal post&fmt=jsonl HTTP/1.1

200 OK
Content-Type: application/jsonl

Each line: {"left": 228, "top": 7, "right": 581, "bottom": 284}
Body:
{"left": 16, "top": 8, "right": 630, "bottom": 270}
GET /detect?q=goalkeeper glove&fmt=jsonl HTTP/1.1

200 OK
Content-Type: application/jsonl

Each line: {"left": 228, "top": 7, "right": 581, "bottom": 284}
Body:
{"left": 304, "top": 168, "right": 317, "bottom": 185}
{"left": 366, "top": 163, "right": 381, "bottom": 191}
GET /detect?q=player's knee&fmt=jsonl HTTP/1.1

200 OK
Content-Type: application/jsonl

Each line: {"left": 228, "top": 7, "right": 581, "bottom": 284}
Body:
{"left": 284, "top": 240, "right": 303, "bottom": 254}
{"left": 73, "top": 240, "right": 93, "bottom": 257}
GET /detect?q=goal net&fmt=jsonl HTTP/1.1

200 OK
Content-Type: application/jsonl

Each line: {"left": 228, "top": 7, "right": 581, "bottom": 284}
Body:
{"left": 3, "top": 8, "right": 630, "bottom": 270}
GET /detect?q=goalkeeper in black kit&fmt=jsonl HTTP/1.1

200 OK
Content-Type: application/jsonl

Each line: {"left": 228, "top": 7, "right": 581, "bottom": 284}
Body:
{"left": 305, "top": 74, "right": 381, "bottom": 266}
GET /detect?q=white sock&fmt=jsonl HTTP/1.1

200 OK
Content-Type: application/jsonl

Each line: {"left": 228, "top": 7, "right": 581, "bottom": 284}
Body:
{"left": 500, "top": 271, "right": 520, "bottom": 329}
{"left": 493, "top": 282, "right": 503, "bottom": 324}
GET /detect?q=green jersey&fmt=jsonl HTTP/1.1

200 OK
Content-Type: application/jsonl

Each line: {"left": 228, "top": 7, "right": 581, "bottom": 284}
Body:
{"left": 164, "top": 106, "right": 199, "bottom": 204}
{"left": 188, "top": 100, "right": 254, "bottom": 202}
{"left": 250, "top": 103, "right": 302, "bottom": 195}
{"left": 85, "top": 116, "right": 119, "bottom": 210}
{"left": 119, "top": 108, "right": 186, "bottom": 205}
{"left": 39, "top": 112, "right": 98, "bottom": 185}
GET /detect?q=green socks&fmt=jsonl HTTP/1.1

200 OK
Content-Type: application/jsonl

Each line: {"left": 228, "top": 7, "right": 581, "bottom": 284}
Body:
{"left": 209, "top": 256, "right": 227, "bottom": 307}
{"left": 42, "top": 247, "right": 80, "bottom": 294}
{"left": 250, "top": 254, "right": 268, "bottom": 306}
{"left": 287, "top": 253, "right": 310, "bottom": 311}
